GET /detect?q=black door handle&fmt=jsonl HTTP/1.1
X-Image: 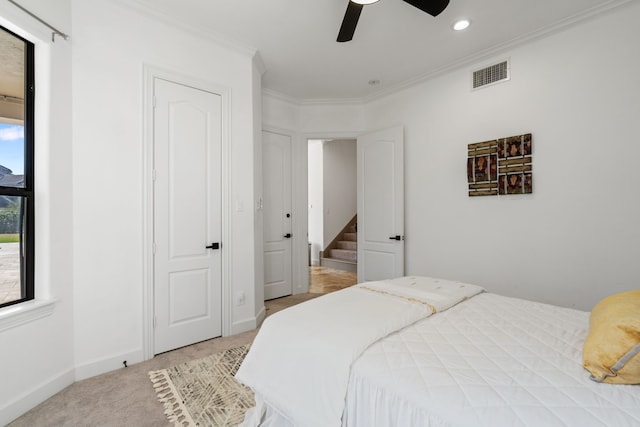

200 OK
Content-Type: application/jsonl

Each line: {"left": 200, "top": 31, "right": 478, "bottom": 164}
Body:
{"left": 206, "top": 242, "right": 220, "bottom": 250}
{"left": 284, "top": 233, "right": 292, "bottom": 238}
{"left": 389, "top": 235, "right": 401, "bottom": 241}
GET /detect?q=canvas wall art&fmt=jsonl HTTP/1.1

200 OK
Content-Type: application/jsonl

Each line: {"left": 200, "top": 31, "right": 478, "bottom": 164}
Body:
{"left": 468, "top": 133, "right": 532, "bottom": 197}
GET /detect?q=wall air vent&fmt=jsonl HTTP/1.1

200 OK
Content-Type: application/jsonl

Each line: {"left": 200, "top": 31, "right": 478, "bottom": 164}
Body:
{"left": 472, "top": 60, "right": 510, "bottom": 90}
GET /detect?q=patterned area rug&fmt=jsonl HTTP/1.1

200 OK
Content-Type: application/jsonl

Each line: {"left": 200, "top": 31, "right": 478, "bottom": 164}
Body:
{"left": 149, "top": 344, "right": 255, "bottom": 426}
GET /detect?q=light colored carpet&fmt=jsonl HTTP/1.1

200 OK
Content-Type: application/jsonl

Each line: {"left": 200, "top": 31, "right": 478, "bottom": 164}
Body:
{"left": 149, "top": 344, "right": 254, "bottom": 427}
{"left": 7, "top": 290, "right": 338, "bottom": 426}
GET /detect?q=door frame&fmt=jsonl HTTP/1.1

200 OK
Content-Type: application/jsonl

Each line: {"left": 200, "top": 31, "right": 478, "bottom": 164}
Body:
{"left": 302, "top": 131, "right": 360, "bottom": 284}
{"left": 142, "top": 65, "right": 231, "bottom": 360}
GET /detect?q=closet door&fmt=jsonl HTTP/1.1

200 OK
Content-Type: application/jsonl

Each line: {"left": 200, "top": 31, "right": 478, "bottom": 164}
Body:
{"left": 153, "top": 78, "right": 222, "bottom": 354}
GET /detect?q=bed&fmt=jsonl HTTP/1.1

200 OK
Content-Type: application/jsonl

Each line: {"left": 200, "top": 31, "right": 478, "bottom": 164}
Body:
{"left": 235, "top": 277, "right": 640, "bottom": 427}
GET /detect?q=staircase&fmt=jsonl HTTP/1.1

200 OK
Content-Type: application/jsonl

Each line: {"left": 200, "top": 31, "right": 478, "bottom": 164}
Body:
{"left": 320, "top": 216, "right": 357, "bottom": 273}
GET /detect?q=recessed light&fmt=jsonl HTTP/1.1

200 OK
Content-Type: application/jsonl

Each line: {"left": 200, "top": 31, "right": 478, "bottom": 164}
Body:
{"left": 452, "top": 19, "right": 471, "bottom": 31}
{"left": 352, "top": 0, "right": 380, "bottom": 4}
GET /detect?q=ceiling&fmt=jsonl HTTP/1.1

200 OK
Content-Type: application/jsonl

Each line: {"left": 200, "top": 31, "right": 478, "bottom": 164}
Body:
{"left": 0, "top": 28, "right": 25, "bottom": 122}
{"left": 0, "top": 28, "right": 23, "bottom": 99}
{"left": 15, "top": 0, "right": 636, "bottom": 103}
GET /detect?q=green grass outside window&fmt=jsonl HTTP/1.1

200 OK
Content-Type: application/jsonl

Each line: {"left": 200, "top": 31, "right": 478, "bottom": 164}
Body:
{"left": 0, "top": 234, "right": 19, "bottom": 243}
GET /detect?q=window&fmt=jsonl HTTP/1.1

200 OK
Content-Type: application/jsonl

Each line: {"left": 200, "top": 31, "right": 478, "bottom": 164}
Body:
{"left": 0, "top": 25, "right": 34, "bottom": 309}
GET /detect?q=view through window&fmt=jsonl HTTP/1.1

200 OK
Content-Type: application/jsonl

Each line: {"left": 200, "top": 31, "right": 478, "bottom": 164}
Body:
{"left": 0, "top": 24, "right": 34, "bottom": 308}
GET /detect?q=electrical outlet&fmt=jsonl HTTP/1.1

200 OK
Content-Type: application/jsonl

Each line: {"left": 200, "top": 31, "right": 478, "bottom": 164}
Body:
{"left": 237, "top": 292, "right": 246, "bottom": 306}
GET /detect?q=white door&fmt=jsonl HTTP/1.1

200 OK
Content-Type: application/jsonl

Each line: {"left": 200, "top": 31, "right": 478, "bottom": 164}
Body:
{"left": 262, "top": 131, "right": 293, "bottom": 300}
{"left": 153, "top": 78, "right": 222, "bottom": 354}
{"left": 357, "top": 126, "right": 404, "bottom": 281}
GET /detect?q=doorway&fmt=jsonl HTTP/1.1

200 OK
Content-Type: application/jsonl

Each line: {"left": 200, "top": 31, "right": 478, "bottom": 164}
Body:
{"left": 307, "top": 138, "right": 358, "bottom": 289}
{"left": 143, "top": 67, "right": 231, "bottom": 359}
{"left": 307, "top": 126, "right": 405, "bottom": 288}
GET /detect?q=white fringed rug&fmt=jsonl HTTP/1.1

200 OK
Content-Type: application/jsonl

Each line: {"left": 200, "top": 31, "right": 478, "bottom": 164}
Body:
{"left": 149, "top": 344, "right": 254, "bottom": 427}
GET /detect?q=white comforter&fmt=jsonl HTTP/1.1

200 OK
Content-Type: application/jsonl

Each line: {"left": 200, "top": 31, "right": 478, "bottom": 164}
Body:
{"left": 344, "top": 292, "right": 640, "bottom": 426}
{"left": 235, "top": 277, "right": 485, "bottom": 427}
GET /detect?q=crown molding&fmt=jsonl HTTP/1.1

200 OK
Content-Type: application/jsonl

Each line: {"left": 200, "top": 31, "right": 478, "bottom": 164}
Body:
{"left": 262, "top": 88, "right": 365, "bottom": 107}
{"left": 252, "top": 51, "right": 266, "bottom": 76}
{"left": 361, "top": 0, "right": 633, "bottom": 103}
{"left": 300, "top": 97, "right": 365, "bottom": 107}
{"left": 264, "top": 0, "right": 632, "bottom": 106}
{"left": 110, "top": 0, "right": 632, "bottom": 106}
{"left": 109, "top": 0, "right": 260, "bottom": 60}
{"left": 262, "top": 88, "right": 300, "bottom": 106}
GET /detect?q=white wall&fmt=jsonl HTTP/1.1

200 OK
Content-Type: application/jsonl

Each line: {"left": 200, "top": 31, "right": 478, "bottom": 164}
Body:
{"left": 364, "top": 2, "right": 640, "bottom": 311}
{"left": 264, "top": 3, "right": 640, "bottom": 311}
{"left": 322, "top": 140, "right": 357, "bottom": 246}
{"left": 3, "top": 1, "right": 638, "bottom": 423}
{"left": 300, "top": 103, "right": 365, "bottom": 135}
{"left": 71, "top": 0, "right": 261, "bottom": 378}
{"left": 2, "top": 0, "right": 264, "bottom": 421}
{"left": 308, "top": 140, "right": 324, "bottom": 264}
{"left": 0, "top": 1, "right": 74, "bottom": 424}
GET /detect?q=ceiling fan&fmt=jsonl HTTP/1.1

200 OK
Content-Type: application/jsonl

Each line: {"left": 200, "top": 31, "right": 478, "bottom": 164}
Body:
{"left": 337, "top": 0, "right": 450, "bottom": 42}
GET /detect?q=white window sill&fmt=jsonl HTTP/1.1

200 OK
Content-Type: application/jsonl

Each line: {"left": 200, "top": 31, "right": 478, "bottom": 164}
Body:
{"left": 0, "top": 299, "right": 57, "bottom": 333}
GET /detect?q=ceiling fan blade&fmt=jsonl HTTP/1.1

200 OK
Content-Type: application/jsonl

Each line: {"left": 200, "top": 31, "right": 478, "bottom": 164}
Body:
{"left": 402, "top": 0, "right": 450, "bottom": 17}
{"left": 337, "top": 1, "right": 364, "bottom": 43}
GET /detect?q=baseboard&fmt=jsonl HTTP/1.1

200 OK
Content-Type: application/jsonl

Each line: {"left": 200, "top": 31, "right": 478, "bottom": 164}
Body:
{"left": 0, "top": 367, "right": 74, "bottom": 426}
{"left": 74, "top": 348, "right": 145, "bottom": 381}
{"left": 255, "top": 305, "right": 266, "bottom": 328}
{"left": 231, "top": 313, "right": 261, "bottom": 335}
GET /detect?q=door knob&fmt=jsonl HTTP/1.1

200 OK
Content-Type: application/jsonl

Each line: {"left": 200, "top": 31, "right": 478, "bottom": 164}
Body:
{"left": 284, "top": 233, "right": 292, "bottom": 238}
{"left": 206, "top": 242, "right": 220, "bottom": 250}
{"left": 389, "top": 235, "right": 402, "bottom": 241}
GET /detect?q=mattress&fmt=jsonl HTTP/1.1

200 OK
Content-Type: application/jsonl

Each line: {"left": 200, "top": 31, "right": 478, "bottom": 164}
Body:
{"left": 237, "top": 277, "right": 485, "bottom": 427}
{"left": 343, "top": 293, "right": 640, "bottom": 426}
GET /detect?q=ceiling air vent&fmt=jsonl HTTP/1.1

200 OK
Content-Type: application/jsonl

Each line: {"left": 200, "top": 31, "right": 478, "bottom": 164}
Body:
{"left": 472, "top": 60, "right": 510, "bottom": 90}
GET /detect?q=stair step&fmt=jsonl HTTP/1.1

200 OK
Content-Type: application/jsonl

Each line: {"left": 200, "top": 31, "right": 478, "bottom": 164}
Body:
{"left": 347, "top": 224, "right": 357, "bottom": 233}
{"left": 336, "top": 240, "right": 357, "bottom": 250}
{"left": 330, "top": 248, "right": 357, "bottom": 262}
{"left": 320, "top": 257, "right": 357, "bottom": 273}
{"left": 342, "top": 232, "right": 357, "bottom": 242}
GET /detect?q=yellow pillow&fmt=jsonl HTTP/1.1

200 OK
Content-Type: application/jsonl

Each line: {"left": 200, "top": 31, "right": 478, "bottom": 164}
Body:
{"left": 583, "top": 290, "right": 640, "bottom": 384}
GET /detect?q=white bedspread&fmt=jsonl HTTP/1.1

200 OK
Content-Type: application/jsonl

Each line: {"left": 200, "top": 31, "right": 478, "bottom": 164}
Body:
{"left": 235, "top": 277, "right": 484, "bottom": 427}
{"left": 344, "top": 292, "right": 640, "bottom": 426}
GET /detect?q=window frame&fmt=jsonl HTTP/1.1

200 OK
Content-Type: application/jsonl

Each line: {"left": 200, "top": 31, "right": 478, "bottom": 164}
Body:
{"left": 0, "top": 24, "right": 35, "bottom": 309}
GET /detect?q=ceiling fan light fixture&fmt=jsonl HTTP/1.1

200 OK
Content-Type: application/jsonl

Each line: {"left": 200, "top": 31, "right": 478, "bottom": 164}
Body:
{"left": 338, "top": 0, "right": 450, "bottom": 42}
{"left": 452, "top": 19, "right": 471, "bottom": 31}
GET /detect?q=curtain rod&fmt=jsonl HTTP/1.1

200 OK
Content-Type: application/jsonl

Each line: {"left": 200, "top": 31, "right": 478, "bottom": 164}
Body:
{"left": 7, "top": 0, "right": 69, "bottom": 42}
